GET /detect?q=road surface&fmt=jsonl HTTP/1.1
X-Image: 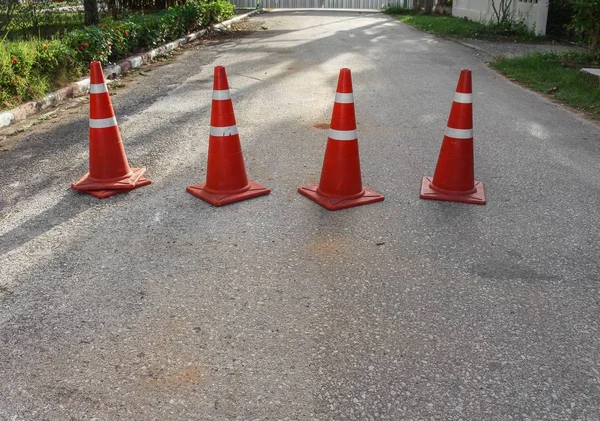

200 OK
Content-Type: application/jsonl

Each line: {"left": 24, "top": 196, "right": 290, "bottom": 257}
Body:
{"left": 1, "top": 10, "right": 599, "bottom": 420}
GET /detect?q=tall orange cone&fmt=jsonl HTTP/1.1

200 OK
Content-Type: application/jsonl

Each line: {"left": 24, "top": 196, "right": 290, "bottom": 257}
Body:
{"left": 72, "top": 61, "right": 151, "bottom": 199}
{"left": 186, "top": 66, "right": 270, "bottom": 206}
{"left": 298, "top": 68, "right": 384, "bottom": 211}
{"left": 420, "top": 69, "right": 486, "bottom": 205}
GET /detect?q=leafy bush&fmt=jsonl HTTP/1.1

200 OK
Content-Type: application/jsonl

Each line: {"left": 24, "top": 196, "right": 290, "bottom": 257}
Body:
{"left": 0, "top": 40, "right": 82, "bottom": 108}
{"left": 63, "top": 25, "right": 112, "bottom": 65}
{"left": 0, "top": 0, "right": 235, "bottom": 110}
{"left": 383, "top": 6, "right": 415, "bottom": 15}
{"left": 201, "top": 0, "right": 234, "bottom": 27}
{"left": 5, "top": 3, "right": 85, "bottom": 41}
{"left": 569, "top": 0, "right": 600, "bottom": 56}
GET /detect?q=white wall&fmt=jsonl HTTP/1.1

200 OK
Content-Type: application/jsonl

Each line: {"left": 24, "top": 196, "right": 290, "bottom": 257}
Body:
{"left": 452, "top": 0, "right": 549, "bottom": 35}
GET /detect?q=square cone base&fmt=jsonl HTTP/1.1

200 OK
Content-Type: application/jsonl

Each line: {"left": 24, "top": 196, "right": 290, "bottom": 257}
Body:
{"left": 419, "top": 176, "right": 486, "bottom": 205}
{"left": 78, "top": 177, "right": 152, "bottom": 199}
{"left": 186, "top": 181, "right": 270, "bottom": 206}
{"left": 298, "top": 184, "right": 384, "bottom": 211}
{"left": 72, "top": 167, "right": 150, "bottom": 192}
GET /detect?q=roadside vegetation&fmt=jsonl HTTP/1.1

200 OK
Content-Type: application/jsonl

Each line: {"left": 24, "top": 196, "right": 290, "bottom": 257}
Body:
{"left": 491, "top": 0, "right": 600, "bottom": 122}
{"left": 386, "top": 0, "right": 600, "bottom": 122}
{"left": 492, "top": 52, "right": 600, "bottom": 121}
{"left": 0, "top": 0, "right": 234, "bottom": 111}
{"left": 383, "top": 7, "right": 540, "bottom": 41}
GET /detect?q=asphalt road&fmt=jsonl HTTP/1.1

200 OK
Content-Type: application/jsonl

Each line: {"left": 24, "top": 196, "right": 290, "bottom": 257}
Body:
{"left": 1, "top": 10, "right": 599, "bottom": 421}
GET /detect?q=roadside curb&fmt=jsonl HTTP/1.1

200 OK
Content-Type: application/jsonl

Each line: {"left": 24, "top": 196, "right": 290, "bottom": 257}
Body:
{"left": 0, "top": 9, "right": 260, "bottom": 129}
{"left": 450, "top": 39, "right": 492, "bottom": 59}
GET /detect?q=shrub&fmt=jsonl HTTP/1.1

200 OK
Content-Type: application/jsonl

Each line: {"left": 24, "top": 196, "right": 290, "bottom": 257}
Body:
{"left": 201, "top": 0, "right": 234, "bottom": 27}
{"left": 63, "top": 25, "right": 112, "bottom": 65}
{"left": 569, "top": 0, "right": 600, "bottom": 56}
{"left": 1, "top": 0, "right": 236, "bottom": 110}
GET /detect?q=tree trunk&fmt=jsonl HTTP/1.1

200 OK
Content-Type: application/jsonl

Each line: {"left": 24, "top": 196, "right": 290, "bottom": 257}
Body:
{"left": 434, "top": 0, "right": 444, "bottom": 14}
{"left": 84, "top": 0, "right": 100, "bottom": 26}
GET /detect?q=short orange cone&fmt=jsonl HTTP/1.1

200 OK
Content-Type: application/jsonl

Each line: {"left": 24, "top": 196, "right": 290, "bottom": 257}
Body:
{"left": 72, "top": 61, "right": 151, "bottom": 199}
{"left": 186, "top": 66, "right": 270, "bottom": 206}
{"left": 420, "top": 69, "right": 486, "bottom": 205}
{"left": 298, "top": 68, "right": 384, "bottom": 211}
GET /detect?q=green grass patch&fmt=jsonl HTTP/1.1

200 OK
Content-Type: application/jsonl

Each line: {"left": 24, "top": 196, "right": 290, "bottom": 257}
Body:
{"left": 491, "top": 52, "right": 600, "bottom": 121}
{"left": 384, "top": 10, "right": 541, "bottom": 42}
{"left": 397, "top": 14, "right": 487, "bottom": 37}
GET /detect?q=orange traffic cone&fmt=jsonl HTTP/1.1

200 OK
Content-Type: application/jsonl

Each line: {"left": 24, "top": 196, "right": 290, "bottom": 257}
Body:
{"left": 420, "top": 69, "right": 486, "bottom": 205}
{"left": 186, "top": 66, "right": 270, "bottom": 206}
{"left": 298, "top": 68, "right": 384, "bottom": 211}
{"left": 71, "top": 61, "right": 151, "bottom": 199}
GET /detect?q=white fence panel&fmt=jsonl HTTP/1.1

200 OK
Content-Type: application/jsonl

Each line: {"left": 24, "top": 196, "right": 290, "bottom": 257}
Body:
{"left": 231, "top": 0, "right": 259, "bottom": 7}
{"left": 229, "top": 0, "right": 412, "bottom": 10}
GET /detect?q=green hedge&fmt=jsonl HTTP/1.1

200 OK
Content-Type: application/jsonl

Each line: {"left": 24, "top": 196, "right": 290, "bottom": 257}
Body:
{"left": 0, "top": 0, "right": 234, "bottom": 110}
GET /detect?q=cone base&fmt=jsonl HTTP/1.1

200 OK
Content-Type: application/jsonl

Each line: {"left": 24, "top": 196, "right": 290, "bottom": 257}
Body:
{"left": 186, "top": 181, "right": 270, "bottom": 206}
{"left": 419, "top": 176, "right": 486, "bottom": 205}
{"left": 77, "top": 177, "right": 152, "bottom": 199}
{"left": 72, "top": 167, "right": 150, "bottom": 192}
{"left": 298, "top": 184, "right": 384, "bottom": 211}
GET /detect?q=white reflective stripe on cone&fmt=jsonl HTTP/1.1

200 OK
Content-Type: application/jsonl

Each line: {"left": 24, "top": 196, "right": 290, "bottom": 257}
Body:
{"left": 213, "top": 90, "right": 231, "bottom": 100}
{"left": 446, "top": 127, "right": 473, "bottom": 139}
{"left": 89, "top": 116, "right": 117, "bottom": 129}
{"left": 328, "top": 128, "right": 357, "bottom": 141}
{"left": 335, "top": 92, "right": 354, "bottom": 104}
{"left": 210, "top": 125, "right": 239, "bottom": 136}
{"left": 89, "top": 83, "right": 108, "bottom": 94}
{"left": 453, "top": 92, "right": 472, "bottom": 104}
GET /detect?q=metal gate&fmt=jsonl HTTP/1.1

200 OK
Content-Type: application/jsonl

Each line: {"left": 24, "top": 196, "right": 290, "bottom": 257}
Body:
{"left": 229, "top": 0, "right": 412, "bottom": 11}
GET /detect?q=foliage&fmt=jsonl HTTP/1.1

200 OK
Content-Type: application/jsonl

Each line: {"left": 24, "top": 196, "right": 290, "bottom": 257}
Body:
{"left": 63, "top": 24, "right": 112, "bottom": 64}
{"left": 383, "top": 6, "right": 415, "bottom": 15}
{"left": 490, "top": 0, "right": 513, "bottom": 25}
{"left": 386, "top": 12, "right": 539, "bottom": 41}
{"left": 0, "top": 0, "right": 235, "bottom": 110}
{"left": 0, "top": 0, "right": 19, "bottom": 35}
{"left": 0, "top": 39, "right": 82, "bottom": 109}
{"left": 546, "top": 0, "right": 575, "bottom": 39}
{"left": 3, "top": 4, "right": 86, "bottom": 41}
{"left": 569, "top": 0, "right": 600, "bottom": 55}
{"left": 492, "top": 51, "right": 600, "bottom": 121}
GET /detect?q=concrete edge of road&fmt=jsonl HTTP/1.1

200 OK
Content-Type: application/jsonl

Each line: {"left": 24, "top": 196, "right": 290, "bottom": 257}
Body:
{"left": 0, "top": 9, "right": 261, "bottom": 130}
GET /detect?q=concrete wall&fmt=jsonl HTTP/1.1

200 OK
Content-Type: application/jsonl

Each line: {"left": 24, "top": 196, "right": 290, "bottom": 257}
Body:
{"left": 452, "top": 0, "right": 549, "bottom": 35}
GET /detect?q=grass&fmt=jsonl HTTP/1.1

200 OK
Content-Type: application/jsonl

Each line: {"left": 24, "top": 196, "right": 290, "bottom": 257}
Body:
{"left": 491, "top": 52, "right": 600, "bottom": 121}
{"left": 384, "top": 8, "right": 542, "bottom": 42}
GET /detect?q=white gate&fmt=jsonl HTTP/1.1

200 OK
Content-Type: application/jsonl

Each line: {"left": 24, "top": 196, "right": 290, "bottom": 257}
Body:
{"left": 229, "top": 0, "right": 413, "bottom": 10}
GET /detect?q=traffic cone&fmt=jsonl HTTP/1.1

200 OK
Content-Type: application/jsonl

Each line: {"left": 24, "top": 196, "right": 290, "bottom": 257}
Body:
{"left": 186, "top": 66, "right": 270, "bottom": 206}
{"left": 420, "top": 69, "right": 486, "bottom": 205}
{"left": 298, "top": 68, "right": 384, "bottom": 211}
{"left": 71, "top": 61, "right": 151, "bottom": 199}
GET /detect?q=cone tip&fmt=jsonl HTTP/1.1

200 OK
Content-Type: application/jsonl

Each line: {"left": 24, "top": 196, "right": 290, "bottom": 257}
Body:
{"left": 456, "top": 68, "right": 472, "bottom": 94}
{"left": 90, "top": 61, "right": 105, "bottom": 84}
{"left": 336, "top": 68, "right": 353, "bottom": 94}
{"left": 213, "top": 65, "right": 230, "bottom": 90}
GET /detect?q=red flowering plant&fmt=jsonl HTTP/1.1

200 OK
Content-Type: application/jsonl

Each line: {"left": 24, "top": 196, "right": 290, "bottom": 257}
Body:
{"left": 63, "top": 26, "right": 111, "bottom": 66}
{"left": 102, "top": 20, "right": 140, "bottom": 61}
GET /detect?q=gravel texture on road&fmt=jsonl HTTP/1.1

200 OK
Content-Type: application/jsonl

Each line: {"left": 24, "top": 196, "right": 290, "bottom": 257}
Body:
{"left": 1, "top": 11, "right": 599, "bottom": 421}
